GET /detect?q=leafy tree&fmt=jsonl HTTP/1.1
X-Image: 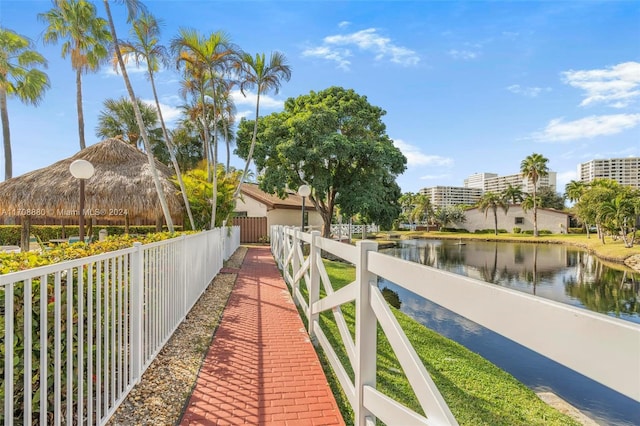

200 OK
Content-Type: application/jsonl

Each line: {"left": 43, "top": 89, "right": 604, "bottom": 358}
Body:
{"left": 520, "top": 153, "right": 549, "bottom": 236}
{"left": 433, "top": 205, "right": 466, "bottom": 230}
{"left": 502, "top": 184, "right": 525, "bottom": 205}
{"left": 101, "top": 0, "right": 174, "bottom": 232}
{"left": 476, "top": 191, "right": 508, "bottom": 235}
{"left": 573, "top": 179, "right": 620, "bottom": 241}
{"left": 232, "top": 51, "right": 291, "bottom": 202}
{"left": 398, "top": 192, "right": 417, "bottom": 228}
{"left": 118, "top": 11, "right": 195, "bottom": 230}
{"left": 537, "top": 186, "right": 565, "bottom": 210}
{"left": 39, "top": 0, "right": 111, "bottom": 150}
{"left": 178, "top": 162, "right": 241, "bottom": 229}
{"left": 235, "top": 86, "right": 407, "bottom": 237}
{"left": 0, "top": 28, "right": 50, "bottom": 180}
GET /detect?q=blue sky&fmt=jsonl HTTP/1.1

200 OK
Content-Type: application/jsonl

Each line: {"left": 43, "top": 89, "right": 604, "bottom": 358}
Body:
{"left": 2, "top": 0, "right": 639, "bottom": 194}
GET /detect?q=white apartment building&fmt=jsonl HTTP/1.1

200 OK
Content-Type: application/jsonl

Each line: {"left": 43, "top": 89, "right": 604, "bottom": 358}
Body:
{"left": 465, "top": 171, "right": 557, "bottom": 193}
{"left": 578, "top": 157, "right": 640, "bottom": 188}
{"left": 419, "top": 186, "right": 483, "bottom": 207}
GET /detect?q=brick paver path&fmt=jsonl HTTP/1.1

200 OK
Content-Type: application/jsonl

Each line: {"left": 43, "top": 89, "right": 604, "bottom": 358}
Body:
{"left": 180, "top": 246, "right": 345, "bottom": 425}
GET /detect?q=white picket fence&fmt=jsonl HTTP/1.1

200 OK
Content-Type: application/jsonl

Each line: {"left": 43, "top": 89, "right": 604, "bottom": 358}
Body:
{"left": 1, "top": 227, "right": 240, "bottom": 426}
{"left": 330, "top": 223, "right": 379, "bottom": 239}
{"left": 270, "top": 225, "right": 640, "bottom": 425}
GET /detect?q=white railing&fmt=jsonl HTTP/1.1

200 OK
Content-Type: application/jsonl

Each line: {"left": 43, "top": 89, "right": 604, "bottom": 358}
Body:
{"left": 270, "top": 225, "right": 640, "bottom": 425}
{"left": 330, "top": 223, "right": 379, "bottom": 239}
{"left": 1, "top": 227, "right": 240, "bottom": 426}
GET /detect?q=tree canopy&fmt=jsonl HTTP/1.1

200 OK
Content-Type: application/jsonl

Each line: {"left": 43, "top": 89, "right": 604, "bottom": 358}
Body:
{"left": 235, "top": 86, "right": 406, "bottom": 236}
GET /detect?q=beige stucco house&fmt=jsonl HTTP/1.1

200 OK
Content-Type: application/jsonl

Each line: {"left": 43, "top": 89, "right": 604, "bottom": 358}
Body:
{"left": 460, "top": 205, "right": 570, "bottom": 234}
{"left": 235, "top": 183, "right": 324, "bottom": 231}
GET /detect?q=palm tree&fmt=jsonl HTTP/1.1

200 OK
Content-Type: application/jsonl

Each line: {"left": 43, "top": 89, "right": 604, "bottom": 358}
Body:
{"left": 565, "top": 180, "right": 585, "bottom": 204}
{"left": 232, "top": 51, "right": 291, "bottom": 202}
{"left": 96, "top": 97, "right": 162, "bottom": 148}
{"left": 101, "top": 0, "right": 174, "bottom": 232}
{"left": 0, "top": 28, "right": 50, "bottom": 180}
{"left": 118, "top": 12, "right": 195, "bottom": 230}
{"left": 502, "top": 184, "right": 525, "bottom": 205}
{"left": 411, "top": 193, "right": 433, "bottom": 229}
{"left": 477, "top": 191, "right": 509, "bottom": 235}
{"left": 172, "top": 28, "right": 237, "bottom": 228}
{"left": 39, "top": 0, "right": 111, "bottom": 150}
{"left": 520, "top": 153, "right": 549, "bottom": 237}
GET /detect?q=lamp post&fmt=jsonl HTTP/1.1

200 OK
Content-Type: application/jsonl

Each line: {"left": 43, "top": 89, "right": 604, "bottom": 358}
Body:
{"left": 69, "top": 159, "right": 95, "bottom": 243}
{"left": 298, "top": 184, "right": 311, "bottom": 231}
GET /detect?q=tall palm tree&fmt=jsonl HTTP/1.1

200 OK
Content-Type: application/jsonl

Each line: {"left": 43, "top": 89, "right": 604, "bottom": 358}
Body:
{"left": 0, "top": 28, "right": 50, "bottom": 180}
{"left": 118, "top": 12, "right": 195, "bottom": 230}
{"left": 477, "top": 191, "right": 509, "bottom": 235}
{"left": 172, "top": 28, "right": 237, "bottom": 228}
{"left": 101, "top": 0, "right": 174, "bottom": 232}
{"left": 232, "top": 51, "right": 291, "bottom": 202}
{"left": 39, "top": 0, "right": 111, "bottom": 150}
{"left": 520, "top": 153, "right": 549, "bottom": 237}
{"left": 502, "top": 184, "right": 525, "bottom": 205}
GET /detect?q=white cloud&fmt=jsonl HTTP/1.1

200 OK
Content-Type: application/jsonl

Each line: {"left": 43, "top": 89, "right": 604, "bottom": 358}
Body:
{"left": 507, "top": 84, "right": 551, "bottom": 98}
{"left": 338, "top": 21, "right": 351, "bottom": 28}
{"left": 531, "top": 114, "right": 640, "bottom": 142}
{"left": 562, "top": 61, "right": 640, "bottom": 108}
{"left": 302, "top": 28, "right": 419, "bottom": 70}
{"left": 141, "top": 99, "right": 181, "bottom": 125}
{"left": 448, "top": 49, "right": 479, "bottom": 60}
{"left": 230, "top": 89, "right": 284, "bottom": 109}
{"left": 393, "top": 139, "right": 453, "bottom": 167}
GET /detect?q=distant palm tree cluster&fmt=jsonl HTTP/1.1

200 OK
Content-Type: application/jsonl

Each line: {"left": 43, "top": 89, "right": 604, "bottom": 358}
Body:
{"left": 398, "top": 152, "right": 639, "bottom": 246}
{"left": 0, "top": 0, "right": 291, "bottom": 232}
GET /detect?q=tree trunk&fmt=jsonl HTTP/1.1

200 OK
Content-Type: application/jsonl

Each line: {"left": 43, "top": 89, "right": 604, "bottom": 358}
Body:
{"left": 149, "top": 69, "right": 195, "bottom": 230}
{"left": 20, "top": 215, "right": 31, "bottom": 252}
{"left": 103, "top": 0, "right": 174, "bottom": 233}
{"left": 233, "top": 89, "right": 261, "bottom": 201}
{"left": 76, "top": 68, "right": 86, "bottom": 149}
{"left": 1, "top": 87, "right": 12, "bottom": 180}
{"left": 210, "top": 100, "right": 219, "bottom": 229}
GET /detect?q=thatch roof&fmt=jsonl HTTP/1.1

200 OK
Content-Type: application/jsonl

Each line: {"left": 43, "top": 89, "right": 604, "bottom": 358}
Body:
{"left": 0, "top": 138, "right": 182, "bottom": 221}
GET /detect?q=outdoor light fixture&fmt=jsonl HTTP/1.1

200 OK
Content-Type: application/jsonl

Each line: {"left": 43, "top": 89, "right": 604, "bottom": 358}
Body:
{"left": 298, "top": 184, "right": 311, "bottom": 231}
{"left": 69, "top": 159, "right": 95, "bottom": 243}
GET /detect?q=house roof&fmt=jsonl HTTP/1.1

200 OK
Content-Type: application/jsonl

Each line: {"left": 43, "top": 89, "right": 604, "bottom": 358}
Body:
{"left": 240, "top": 183, "right": 306, "bottom": 210}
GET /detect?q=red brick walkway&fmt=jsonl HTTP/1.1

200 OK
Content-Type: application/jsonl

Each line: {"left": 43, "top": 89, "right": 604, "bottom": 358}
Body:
{"left": 180, "top": 246, "right": 345, "bottom": 425}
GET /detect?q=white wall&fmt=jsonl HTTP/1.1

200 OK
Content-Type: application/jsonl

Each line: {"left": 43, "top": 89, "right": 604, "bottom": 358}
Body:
{"left": 235, "top": 195, "right": 324, "bottom": 230}
{"left": 235, "top": 196, "right": 267, "bottom": 217}
{"left": 461, "top": 206, "right": 570, "bottom": 234}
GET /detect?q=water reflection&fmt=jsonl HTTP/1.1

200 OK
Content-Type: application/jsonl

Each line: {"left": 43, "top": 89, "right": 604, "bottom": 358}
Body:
{"left": 380, "top": 239, "right": 640, "bottom": 425}
{"left": 383, "top": 239, "right": 640, "bottom": 323}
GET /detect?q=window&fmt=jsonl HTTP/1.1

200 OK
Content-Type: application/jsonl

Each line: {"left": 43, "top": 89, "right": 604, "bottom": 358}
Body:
{"left": 235, "top": 211, "right": 248, "bottom": 217}
{"left": 515, "top": 217, "right": 524, "bottom": 225}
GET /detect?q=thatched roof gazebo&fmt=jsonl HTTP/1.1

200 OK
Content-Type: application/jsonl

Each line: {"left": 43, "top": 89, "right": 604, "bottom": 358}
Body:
{"left": 0, "top": 138, "right": 183, "bottom": 244}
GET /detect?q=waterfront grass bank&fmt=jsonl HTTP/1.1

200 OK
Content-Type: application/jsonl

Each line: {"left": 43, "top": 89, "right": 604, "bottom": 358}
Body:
{"left": 313, "top": 259, "right": 580, "bottom": 425}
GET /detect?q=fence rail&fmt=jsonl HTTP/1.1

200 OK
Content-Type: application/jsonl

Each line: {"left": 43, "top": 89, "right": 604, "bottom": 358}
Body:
{"left": 270, "top": 225, "right": 640, "bottom": 425}
{"left": 1, "top": 227, "right": 240, "bottom": 425}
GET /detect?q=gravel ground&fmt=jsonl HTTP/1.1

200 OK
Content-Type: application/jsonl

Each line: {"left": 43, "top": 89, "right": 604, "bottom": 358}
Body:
{"left": 107, "top": 246, "right": 247, "bottom": 426}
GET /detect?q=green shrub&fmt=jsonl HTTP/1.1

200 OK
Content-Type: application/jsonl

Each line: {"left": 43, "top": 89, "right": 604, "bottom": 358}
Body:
{"left": 513, "top": 227, "right": 522, "bottom": 234}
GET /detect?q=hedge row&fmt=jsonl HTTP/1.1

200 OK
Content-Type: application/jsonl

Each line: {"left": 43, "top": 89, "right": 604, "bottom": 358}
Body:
{"left": 0, "top": 225, "right": 182, "bottom": 246}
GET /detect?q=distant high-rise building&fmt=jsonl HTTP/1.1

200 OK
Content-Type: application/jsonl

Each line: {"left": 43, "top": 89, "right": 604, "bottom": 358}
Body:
{"left": 464, "top": 171, "right": 557, "bottom": 193}
{"left": 464, "top": 173, "right": 498, "bottom": 189}
{"left": 578, "top": 157, "right": 640, "bottom": 188}
{"left": 419, "top": 186, "right": 483, "bottom": 207}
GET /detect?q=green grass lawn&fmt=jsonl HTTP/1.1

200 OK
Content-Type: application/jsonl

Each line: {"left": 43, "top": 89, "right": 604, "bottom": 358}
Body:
{"left": 304, "top": 259, "right": 581, "bottom": 426}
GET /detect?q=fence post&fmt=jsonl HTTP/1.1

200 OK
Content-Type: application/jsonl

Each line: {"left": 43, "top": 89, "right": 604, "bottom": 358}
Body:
{"left": 354, "top": 239, "right": 378, "bottom": 425}
{"left": 308, "top": 230, "right": 321, "bottom": 339}
{"left": 292, "top": 229, "right": 300, "bottom": 296}
{"left": 130, "top": 242, "right": 144, "bottom": 382}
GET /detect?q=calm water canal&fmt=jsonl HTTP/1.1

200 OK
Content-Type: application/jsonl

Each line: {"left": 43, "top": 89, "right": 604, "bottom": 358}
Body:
{"left": 379, "top": 239, "right": 640, "bottom": 426}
